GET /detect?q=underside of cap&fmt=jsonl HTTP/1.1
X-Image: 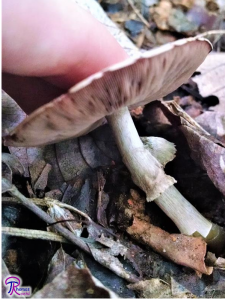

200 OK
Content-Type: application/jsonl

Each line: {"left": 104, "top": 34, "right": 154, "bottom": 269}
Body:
{"left": 4, "top": 37, "right": 212, "bottom": 147}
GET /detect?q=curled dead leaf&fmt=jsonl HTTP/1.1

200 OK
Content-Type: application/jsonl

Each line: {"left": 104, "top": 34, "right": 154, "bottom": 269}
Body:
{"left": 124, "top": 189, "right": 213, "bottom": 275}
{"left": 127, "top": 216, "right": 213, "bottom": 275}
{"left": 162, "top": 101, "right": 225, "bottom": 197}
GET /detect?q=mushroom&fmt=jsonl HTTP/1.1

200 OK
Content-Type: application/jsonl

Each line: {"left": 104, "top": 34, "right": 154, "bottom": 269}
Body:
{"left": 4, "top": 37, "right": 225, "bottom": 253}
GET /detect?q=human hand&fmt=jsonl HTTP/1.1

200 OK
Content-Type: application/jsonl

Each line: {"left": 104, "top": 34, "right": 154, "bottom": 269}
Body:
{"left": 2, "top": 0, "right": 128, "bottom": 113}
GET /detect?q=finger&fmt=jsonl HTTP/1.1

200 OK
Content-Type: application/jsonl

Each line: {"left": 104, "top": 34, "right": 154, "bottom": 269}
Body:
{"left": 2, "top": 0, "right": 128, "bottom": 89}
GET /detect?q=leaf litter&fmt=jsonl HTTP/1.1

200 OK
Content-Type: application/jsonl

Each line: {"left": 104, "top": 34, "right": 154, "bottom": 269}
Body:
{"left": 162, "top": 100, "right": 225, "bottom": 197}
{"left": 2, "top": 1, "right": 225, "bottom": 298}
{"left": 116, "top": 189, "right": 212, "bottom": 275}
{"left": 32, "top": 247, "right": 118, "bottom": 298}
{"left": 100, "top": 0, "right": 224, "bottom": 49}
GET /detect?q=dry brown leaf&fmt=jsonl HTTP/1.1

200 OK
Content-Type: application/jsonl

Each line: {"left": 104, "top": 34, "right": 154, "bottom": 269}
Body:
{"left": 2, "top": 91, "right": 46, "bottom": 179}
{"left": 45, "top": 124, "right": 121, "bottom": 189}
{"left": 44, "top": 247, "right": 75, "bottom": 285}
{"left": 88, "top": 234, "right": 149, "bottom": 280}
{"left": 2, "top": 91, "right": 30, "bottom": 177}
{"left": 127, "top": 216, "right": 212, "bottom": 275}
{"left": 171, "top": 0, "right": 195, "bottom": 10}
{"left": 33, "top": 163, "right": 52, "bottom": 197}
{"left": 150, "top": 0, "right": 173, "bottom": 31}
{"left": 196, "top": 111, "right": 225, "bottom": 144}
{"left": 215, "top": 257, "right": 225, "bottom": 269}
{"left": 2, "top": 153, "right": 25, "bottom": 178}
{"left": 2, "top": 91, "right": 26, "bottom": 133}
{"left": 33, "top": 262, "right": 117, "bottom": 298}
{"left": 193, "top": 53, "right": 225, "bottom": 112}
{"left": 88, "top": 243, "right": 139, "bottom": 283}
{"left": 125, "top": 189, "right": 212, "bottom": 275}
{"left": 2, "top": 154, "right": 25, "bottom": 193}
{"left": 47, "top": 205, "right": 82, "bottom": 237}
{"left": 2, "top": 165, "right": 12, "bottom": 193}
{"left": 97, "top": 171, "right": 110, "bottom": 228}
{"left": 163, "top": 101, "right": 225, "bottom": 197}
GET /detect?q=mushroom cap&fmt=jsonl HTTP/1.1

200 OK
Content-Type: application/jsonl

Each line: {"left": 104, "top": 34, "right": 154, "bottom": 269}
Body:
{"left": 4, "top": 37, "right": 211, "bottom": 147}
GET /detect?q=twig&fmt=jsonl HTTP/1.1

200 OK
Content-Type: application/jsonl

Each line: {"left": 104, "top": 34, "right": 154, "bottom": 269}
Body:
{"left": 159, "top": 279, "right": 170, "bottom": 286}
{"left": 126, "top": 0, "right": 150, "bottom": 28}
{"left": 196, "top": 30, "right": 225, "bottom": 38}
{"left": 97, "top": 171, "right": 106, "bottom": 225}
{"left": 51, "top": 200, "right": 92, "bottom": 222}
{"left": 3, "top": 196, "right": 48, "bottom": 206}
{"left": 3, "top": 188, "right": 135, "bottom": 283}
{"left": 2, "top": 227, "right": 69, "bottom": 243}
{"left": 3, "top": 195, "right": 116, "bottom": 238}
{"left": 6, "top": 184, "right": 91, "bottom": 254}
{"left": 3, "top": 196, "right": 92, "bottom": 221}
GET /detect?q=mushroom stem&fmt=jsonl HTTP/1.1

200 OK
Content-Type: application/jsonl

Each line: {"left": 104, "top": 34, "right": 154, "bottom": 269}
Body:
{"left": 107, "top": 107, "right": 225, "bottom": 250}
{"left": 107, "top": 107, "right": 176, "bottom": 202}
{"left": 155, "top": 186, "right": 212, "bottom": 237}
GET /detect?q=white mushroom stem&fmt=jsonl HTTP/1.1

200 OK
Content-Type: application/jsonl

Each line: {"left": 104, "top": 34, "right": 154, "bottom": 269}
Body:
{"left": 155, "top": 186, "right": 212, "bottom": 237}
{"left": 107, "top": 107, "right": 212, "bottom": 238}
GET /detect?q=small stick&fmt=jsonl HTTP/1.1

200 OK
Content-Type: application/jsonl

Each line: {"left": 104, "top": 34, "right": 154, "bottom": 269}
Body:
{"left": 126, "top": 0, "right": 150, "bottom": 28}
{"left": 3, "top": 187, "right": 135, "bottom": 282}
{"left": 54, "top": 201, "right": 92, "bottom": 222}
{"left": 196, "top": 30, "right": 225, "bottom": 38}
{"left": 2, "top": 227, "right": 69, "bottom": 243}
{"left": 97, "top": 171, "right": 107, "bottom": 225}
{"left": 3, "top": 196, "right": 92, "bottom": 222}
{"left": 3, "top": 196, "right": 116, "bottom": 238}
{"left": 6, "top": 184, "right": 91, "bottom": 254}
{"left": 3, "top": 196, "right": 48, "bottom": 206}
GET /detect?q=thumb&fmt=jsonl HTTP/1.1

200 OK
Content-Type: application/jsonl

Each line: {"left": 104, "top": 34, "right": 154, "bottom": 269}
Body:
{"left": 2, "top": 0, "right": 128, "bottom": 88}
